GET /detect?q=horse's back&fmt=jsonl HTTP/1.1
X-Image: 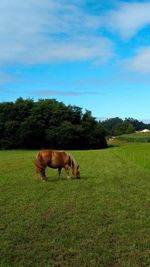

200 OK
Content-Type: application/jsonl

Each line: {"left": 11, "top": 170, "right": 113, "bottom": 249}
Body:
{"left": 40, "top": 150, "right": 70, "bottom": 168}
{"left": 51, "top": 151, "right": 70, "bottom": 167}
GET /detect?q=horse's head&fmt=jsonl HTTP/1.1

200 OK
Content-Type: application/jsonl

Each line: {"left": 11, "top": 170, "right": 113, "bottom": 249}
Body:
{"left": 69, "top": 154, "right": 80, "bottom": 178}
{"left": 72, "top": 164, "right": 80, "bottom": 178}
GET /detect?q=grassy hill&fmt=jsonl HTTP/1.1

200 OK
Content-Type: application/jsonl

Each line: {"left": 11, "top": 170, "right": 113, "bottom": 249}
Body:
{"left": 0, "top": 144, "right": 150, "bottom": 266}
{"left": 118, "top": 132, "right": 150, "bottom": 143}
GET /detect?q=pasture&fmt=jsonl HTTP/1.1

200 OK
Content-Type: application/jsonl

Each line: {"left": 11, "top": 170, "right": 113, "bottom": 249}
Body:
{"left": 118, "top": 132, "right": 150, "bottom": 143}
{"left": 0, "top": 143, "right": 150, "bottom": 267}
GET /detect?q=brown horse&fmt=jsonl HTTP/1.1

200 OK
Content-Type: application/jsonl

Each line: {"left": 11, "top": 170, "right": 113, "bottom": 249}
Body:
{"left": 35, "top": 149, "right": 80, "bottom": 181}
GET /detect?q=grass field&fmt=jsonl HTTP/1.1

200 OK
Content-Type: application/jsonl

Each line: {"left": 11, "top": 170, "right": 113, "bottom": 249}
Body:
{"left": 0, "top": 143, "right": 150, "bottom": 267}
{"left": 118, "top": 132, "right": 150, "bottom": 143}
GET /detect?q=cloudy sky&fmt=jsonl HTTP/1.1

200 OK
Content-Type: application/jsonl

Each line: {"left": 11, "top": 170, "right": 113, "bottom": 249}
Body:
{"left": 0, "top": 0, "right": 150, "bottom": 120}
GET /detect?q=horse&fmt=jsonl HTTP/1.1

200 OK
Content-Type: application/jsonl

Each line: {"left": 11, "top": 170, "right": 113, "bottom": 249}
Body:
{"left": 35, "top": 149, "right": 80, "bottom": 181}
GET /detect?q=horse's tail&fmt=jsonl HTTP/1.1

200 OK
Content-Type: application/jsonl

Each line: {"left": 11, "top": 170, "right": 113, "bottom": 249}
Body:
{"left": 35, "top": 151, "right": 45, "bottom": 171}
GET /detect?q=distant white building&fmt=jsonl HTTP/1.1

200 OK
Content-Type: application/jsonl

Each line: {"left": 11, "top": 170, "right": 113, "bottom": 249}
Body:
{"left": 136, "top": 129, "right": 150, "bottom": 133}
{"left": 142, "top": 129, "right": 150, "bottom": 133}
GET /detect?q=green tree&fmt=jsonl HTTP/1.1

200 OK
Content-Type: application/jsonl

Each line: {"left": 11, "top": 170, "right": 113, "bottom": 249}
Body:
{"left": 102, "top": 117, "right": 123, "bottom": 136}
{"left": 0, "top": 98, "right": 108, "bottom": 150}
{"left": 18, "top": 116, "right": 45, "bottom": 149}
{"left": 113, "top": 121, "right": 135, "bottom": 136}
{"left": 81, "top": 110, "right": 107, "bottom": 149}
{"left": 125, "top": 118, "right": 145, "bottom": 131}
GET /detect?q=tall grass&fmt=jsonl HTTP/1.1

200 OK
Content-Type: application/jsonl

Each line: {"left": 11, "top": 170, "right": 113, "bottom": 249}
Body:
{"left": 0, "top": 146, "right": 150, "bottom": 267}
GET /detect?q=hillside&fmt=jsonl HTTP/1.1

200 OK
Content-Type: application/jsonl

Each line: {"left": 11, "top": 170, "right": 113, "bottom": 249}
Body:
{"left": 118, "top": 132, "right": 150, "bottom": 143}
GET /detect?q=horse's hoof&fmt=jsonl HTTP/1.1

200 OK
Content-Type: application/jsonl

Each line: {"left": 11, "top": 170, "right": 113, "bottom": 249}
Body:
{"left": 42, "top": 178, "right": 47, "bottom": 182}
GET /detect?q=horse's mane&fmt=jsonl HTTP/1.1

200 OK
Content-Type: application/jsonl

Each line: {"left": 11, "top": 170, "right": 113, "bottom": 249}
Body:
{"left": 68, "top": 153, "right": 78, "bottom": 169}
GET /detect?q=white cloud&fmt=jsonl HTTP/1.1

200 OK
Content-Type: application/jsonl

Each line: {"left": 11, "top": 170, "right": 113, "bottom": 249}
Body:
{"left": 124, "top": 47, "right": 150, "bottom": 73}
{"left": 106, "top": 2, "right": 150, "bottom": 39}
{"left": 32, "top": 89, "right": 99, "bottom": 96}
{"left": 0, "top": 0, "right": 113, "bottom": 66}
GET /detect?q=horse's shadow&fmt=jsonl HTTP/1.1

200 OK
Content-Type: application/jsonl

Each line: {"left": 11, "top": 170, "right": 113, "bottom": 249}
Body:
{"left": 36, "top": 173, "right": 90, "bottom": 183}
{"left": 48, "top": 175, "right": 89, "bottom": 182}
{"left": 49, "top": 176, "right": 67, "bottom": 182}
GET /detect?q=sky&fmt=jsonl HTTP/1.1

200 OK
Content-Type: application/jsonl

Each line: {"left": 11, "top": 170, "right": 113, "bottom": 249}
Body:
{"left": 0, "top": 0, "right": 150, "bottom": 121}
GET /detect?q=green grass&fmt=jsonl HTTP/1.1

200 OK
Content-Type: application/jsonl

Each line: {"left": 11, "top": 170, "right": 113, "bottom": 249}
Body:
{"left": 0, "top": 145, "right": 150, "bottom": 267}
{"left": 118, "top": 132, "right": 150, "bottom": 143}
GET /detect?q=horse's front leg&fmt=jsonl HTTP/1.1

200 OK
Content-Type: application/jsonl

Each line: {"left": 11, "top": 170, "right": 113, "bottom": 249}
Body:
{"left": 64, "top": 164, "right": 71, "bottom": 179}
{"left": 58, "top": 167, "right": 62, "bottom": 178}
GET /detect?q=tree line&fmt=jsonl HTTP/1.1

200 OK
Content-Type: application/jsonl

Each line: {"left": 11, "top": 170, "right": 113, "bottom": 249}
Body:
{"left": 0, "top": 98, "right": 107, "bottom": 150}
{"left": 101, "top": 117, "right": 150, "bottom": 136}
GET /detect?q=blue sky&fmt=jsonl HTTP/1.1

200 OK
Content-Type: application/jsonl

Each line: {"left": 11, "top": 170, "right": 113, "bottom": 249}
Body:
{"left": 0, "top": 0, "right": 150, "bottom": 120}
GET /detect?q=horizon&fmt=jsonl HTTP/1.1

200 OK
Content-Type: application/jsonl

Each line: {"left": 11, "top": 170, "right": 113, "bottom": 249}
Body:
{"left": 0, "top": 0, "right": 150, "bottom": 121}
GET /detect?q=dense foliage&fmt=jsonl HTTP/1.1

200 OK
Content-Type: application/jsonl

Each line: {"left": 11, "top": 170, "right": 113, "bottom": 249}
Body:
{"left": 102, "top": 117, "right": 150, "bottom": 136}
{"left": 0, "top": 98, "right": 107, "bottom": 149}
